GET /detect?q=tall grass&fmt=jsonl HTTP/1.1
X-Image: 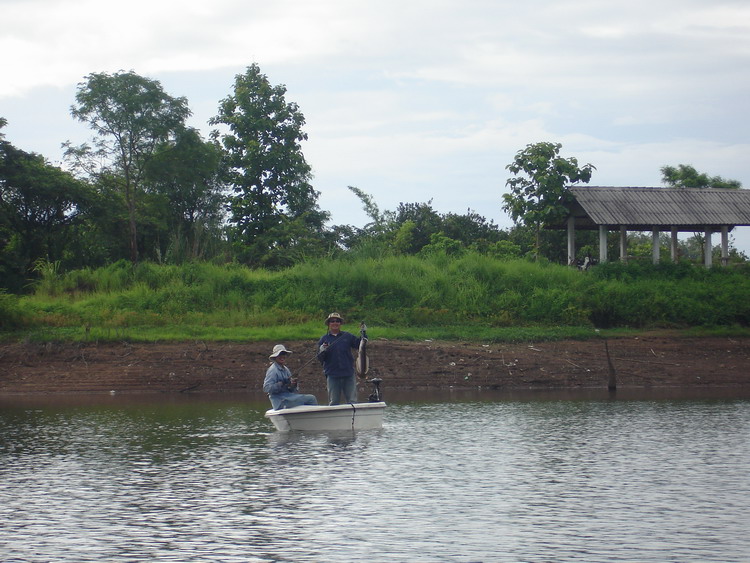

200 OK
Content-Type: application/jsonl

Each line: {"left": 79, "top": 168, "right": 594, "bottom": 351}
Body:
{"left": 4, "top": 254, "right": 749, "bottom": 342}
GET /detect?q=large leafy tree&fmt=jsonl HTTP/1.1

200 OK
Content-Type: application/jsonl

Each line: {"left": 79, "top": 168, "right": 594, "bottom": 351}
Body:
{"left": 210, "top": 64, "right": 329, "bottom": 267}
{"left": 66, "top": 71, "right": 191, "bottom": 264}
{"left": 661, "top": 164, "right": 741, "bottom": 190}
{"left": 503, "top": 142, "right": 595, "bottom": 260}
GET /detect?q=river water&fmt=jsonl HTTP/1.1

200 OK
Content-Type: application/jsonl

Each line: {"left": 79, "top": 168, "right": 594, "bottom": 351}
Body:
{"left": 1, "top": 389, "right": 749, "bottom": 562}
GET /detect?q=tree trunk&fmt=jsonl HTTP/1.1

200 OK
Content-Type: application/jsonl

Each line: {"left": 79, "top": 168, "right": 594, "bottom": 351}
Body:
{"left": 126, "top": 182, "right": 138, "bottom": 265}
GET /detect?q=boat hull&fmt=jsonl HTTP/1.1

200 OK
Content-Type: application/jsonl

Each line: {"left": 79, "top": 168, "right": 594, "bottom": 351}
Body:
{"left": 264, "top": 402, "right": 386, "bottom": 432}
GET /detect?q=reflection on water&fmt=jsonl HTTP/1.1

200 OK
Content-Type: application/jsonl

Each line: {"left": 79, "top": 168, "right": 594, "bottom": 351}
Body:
{"left": 1, "top": 390, "right": 749, "bottom": 562}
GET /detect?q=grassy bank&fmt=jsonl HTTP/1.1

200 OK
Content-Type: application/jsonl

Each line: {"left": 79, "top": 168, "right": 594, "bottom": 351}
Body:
{"left": 2, "top": 254, "right": 749, "bottom": 343}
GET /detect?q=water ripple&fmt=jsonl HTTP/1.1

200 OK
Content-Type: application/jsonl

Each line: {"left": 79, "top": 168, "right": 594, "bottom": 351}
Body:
{"left": 1, "top": 396, "right": 748, "bottom": 562}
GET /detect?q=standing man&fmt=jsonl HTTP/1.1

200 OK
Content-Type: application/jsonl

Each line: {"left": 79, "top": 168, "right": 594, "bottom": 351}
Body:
{"left": 317, "top": 312, "right": 363, "bottom": 405}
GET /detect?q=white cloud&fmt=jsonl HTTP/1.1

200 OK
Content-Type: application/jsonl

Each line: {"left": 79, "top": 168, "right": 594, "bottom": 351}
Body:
{"left": 1, "top": 0, "right": 368, "bottom": 97}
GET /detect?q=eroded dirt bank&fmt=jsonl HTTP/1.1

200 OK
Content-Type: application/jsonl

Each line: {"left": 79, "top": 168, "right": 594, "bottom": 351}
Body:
{"left": 1, "top": 335, "right": 748, "bottom": 395}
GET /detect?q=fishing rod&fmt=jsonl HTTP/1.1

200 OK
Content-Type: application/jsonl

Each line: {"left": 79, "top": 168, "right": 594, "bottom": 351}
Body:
{"left": 294, "top": 331, "right": 348, "bottom": 374}
{"left": 290, "top": 328, "right": 351, "bottom": 378}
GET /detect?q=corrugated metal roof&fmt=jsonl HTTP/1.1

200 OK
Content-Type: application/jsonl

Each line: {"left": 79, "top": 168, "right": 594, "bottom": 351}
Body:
{"left": 567, "top": 186, "right": 750, "bottom": 230}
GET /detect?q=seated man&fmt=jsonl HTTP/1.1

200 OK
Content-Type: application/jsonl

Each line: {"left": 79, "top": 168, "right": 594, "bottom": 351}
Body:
{"left": 262, "top": 344, "right": 318, "bottom": 410}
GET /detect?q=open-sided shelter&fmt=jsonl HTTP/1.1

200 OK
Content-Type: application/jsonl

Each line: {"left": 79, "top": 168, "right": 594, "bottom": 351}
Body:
{"left": 561, "top": 187, "right": 750, "bottom": 267}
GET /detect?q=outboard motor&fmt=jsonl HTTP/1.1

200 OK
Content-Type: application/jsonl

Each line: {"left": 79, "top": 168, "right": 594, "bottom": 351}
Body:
{"left": 368, "top": 378, "right": 383, "bottom": 402}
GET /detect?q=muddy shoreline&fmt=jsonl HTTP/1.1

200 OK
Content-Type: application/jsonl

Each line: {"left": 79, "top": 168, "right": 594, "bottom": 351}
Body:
{"left": 1, "top": 335, "right": 749, "bottom": 396}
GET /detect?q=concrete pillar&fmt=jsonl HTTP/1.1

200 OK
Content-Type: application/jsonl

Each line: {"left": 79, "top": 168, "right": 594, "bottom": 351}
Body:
{"left": 599, "top": 225, "right": 608, "bottom": 263}
{"left": 619, "top": 226, "right": 628, "bottom": 262}
{"left": 704, "top": 229, "right": 713, "bottom": 268}
{"left": 721, "top": 226, "right": 729, "bottom": 266}
{"left": 652, "top": 229, "right": 660, "bottom": 264}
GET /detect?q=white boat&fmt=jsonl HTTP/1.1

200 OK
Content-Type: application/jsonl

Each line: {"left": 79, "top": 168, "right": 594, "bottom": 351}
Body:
{"left": 264, "top": 401, "right": 387, "bottom": 432}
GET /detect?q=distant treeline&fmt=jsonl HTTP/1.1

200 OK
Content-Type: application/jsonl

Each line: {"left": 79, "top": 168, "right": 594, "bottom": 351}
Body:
{"left": 3, "top": 69, "right": 747, "bottom": 295}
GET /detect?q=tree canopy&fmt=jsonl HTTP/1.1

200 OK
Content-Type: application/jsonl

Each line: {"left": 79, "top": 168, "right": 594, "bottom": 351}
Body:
{"left": 503, "top": 142, "right": 595, "bottom": 258}
{"left": 661, "top": 164, "right": 742, "bottom": 190}
{"left": 210, "top": 64, "right": 329, "bottom": 267}
{"left": 1, "top": 120, "right": 94, "bottom": 291}
{"left": 143, "top": 127, "right": 227, "bottom": 261}
{"left": 66, "top": 71, "right": 192, "bottom": 264}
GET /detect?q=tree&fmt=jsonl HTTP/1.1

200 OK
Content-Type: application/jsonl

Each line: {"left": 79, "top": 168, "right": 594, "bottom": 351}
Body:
{"left": 66, "top": 71, "right": 191, "bottom": 264}
{"left": 661, "top": 164, "right": 741, "bottom": 190}
{"left": 503, "top": 142, "right": 595, "bottom": 260}
{"left": 339, "top": 186, "right": 398, "bottom": 254}
{"left": 210, "top": 64, "right": 329, "bottom": 267}
{"left": 348, "top": 185, "right": 395, "bottom": 233}
{"left": 345, "top": 187, "right": 509, "bottom": 256}
{"left": 143, "top": 128, "right": 227, "bottom": 262}
{"left": 1, "top": 120, "right": 94, "bottom": 290}
{"left": 393, "top": 201, "right": 443, "bottom": 254}
{"left": 441, "top": 209, "right": 505, "bottom": 249}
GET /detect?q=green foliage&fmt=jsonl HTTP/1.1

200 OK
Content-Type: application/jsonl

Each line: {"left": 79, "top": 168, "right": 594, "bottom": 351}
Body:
{"left": 343, "top": 188, "right": 507, "bottom": 257}
{"left": 0, "top": 128, "right": 95, "bottom": 291}
{"left": 419, "top": 233, "right": 464, "bottom": 257}
{"left": 31, "top": 259, "right": 62, "bottom": 295}
{"left": 393, "top": 221, "right": 418, "bottom": 255}
{"left": 504, "top": 142, "right": 595, "bottom": 226}
{"left": 442, "top": 210, "right": 504, "bottom": 245}
{"left": 661, "top": 164, "right": 741, "bottom": 189}
{"left": 210, "top": 64, "right": 329, "bottom": 267}
{"left": 0, "top": 290, "right": 27, "bottom": 330}
{"left": 503, "top": 142, "right": 595, "bottom": 260}
{"left": 486, "top": 240, "right": 521, "bottom": 260}
{"left": 11, "top": 76, "right": 750, "bottom": 311}
{"left": 584, "top": 261, "right": 750, "bottom": 328}
{"left": 143, "top": 127, "right": 227, "bottom": 263}
{"left": 393, "top": 201, "right": 443, "bottom": 252}
{"left": 67, "top": 70, "right": 192, "bottom": 264}
{"left": 347, "top": 185, "right": 395, "bottom": 232}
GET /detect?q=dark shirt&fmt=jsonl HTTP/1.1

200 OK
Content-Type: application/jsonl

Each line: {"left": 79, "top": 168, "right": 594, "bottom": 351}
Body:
{"left": 317, "top": 331, "right": 361, "bottom": 379}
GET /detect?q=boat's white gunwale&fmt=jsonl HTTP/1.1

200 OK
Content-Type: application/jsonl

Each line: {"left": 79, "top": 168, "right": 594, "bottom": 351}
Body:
{"left": 264, "top": 401, "right": 386, "bottom": 418}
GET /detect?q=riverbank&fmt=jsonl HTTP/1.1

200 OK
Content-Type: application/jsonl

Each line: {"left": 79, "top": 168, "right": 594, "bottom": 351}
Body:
{"left": 1, "top": 335, "right": 749, "bottom": 395}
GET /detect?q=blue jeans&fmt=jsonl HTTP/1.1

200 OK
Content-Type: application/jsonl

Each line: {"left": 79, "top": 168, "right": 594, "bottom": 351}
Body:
{"left": 327, "top": 375, "right": 357, "bottom": 405}
{"left": 270, "top": 392, "right": 318, "bottom": 410}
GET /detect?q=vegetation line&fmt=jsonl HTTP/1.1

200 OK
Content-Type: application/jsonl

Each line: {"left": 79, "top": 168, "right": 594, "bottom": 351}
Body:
{"left": 2, "top": 255, "right": 748, "bottom": 342}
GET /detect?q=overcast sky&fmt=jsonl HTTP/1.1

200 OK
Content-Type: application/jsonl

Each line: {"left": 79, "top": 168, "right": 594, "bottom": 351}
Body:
{"left": 3, "top": 0, "right": 750, "bottom": 253}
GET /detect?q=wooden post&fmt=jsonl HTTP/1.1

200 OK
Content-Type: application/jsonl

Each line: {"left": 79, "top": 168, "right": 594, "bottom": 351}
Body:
{"left": 605, "top": 340, "right": 616, "bottom": 391}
